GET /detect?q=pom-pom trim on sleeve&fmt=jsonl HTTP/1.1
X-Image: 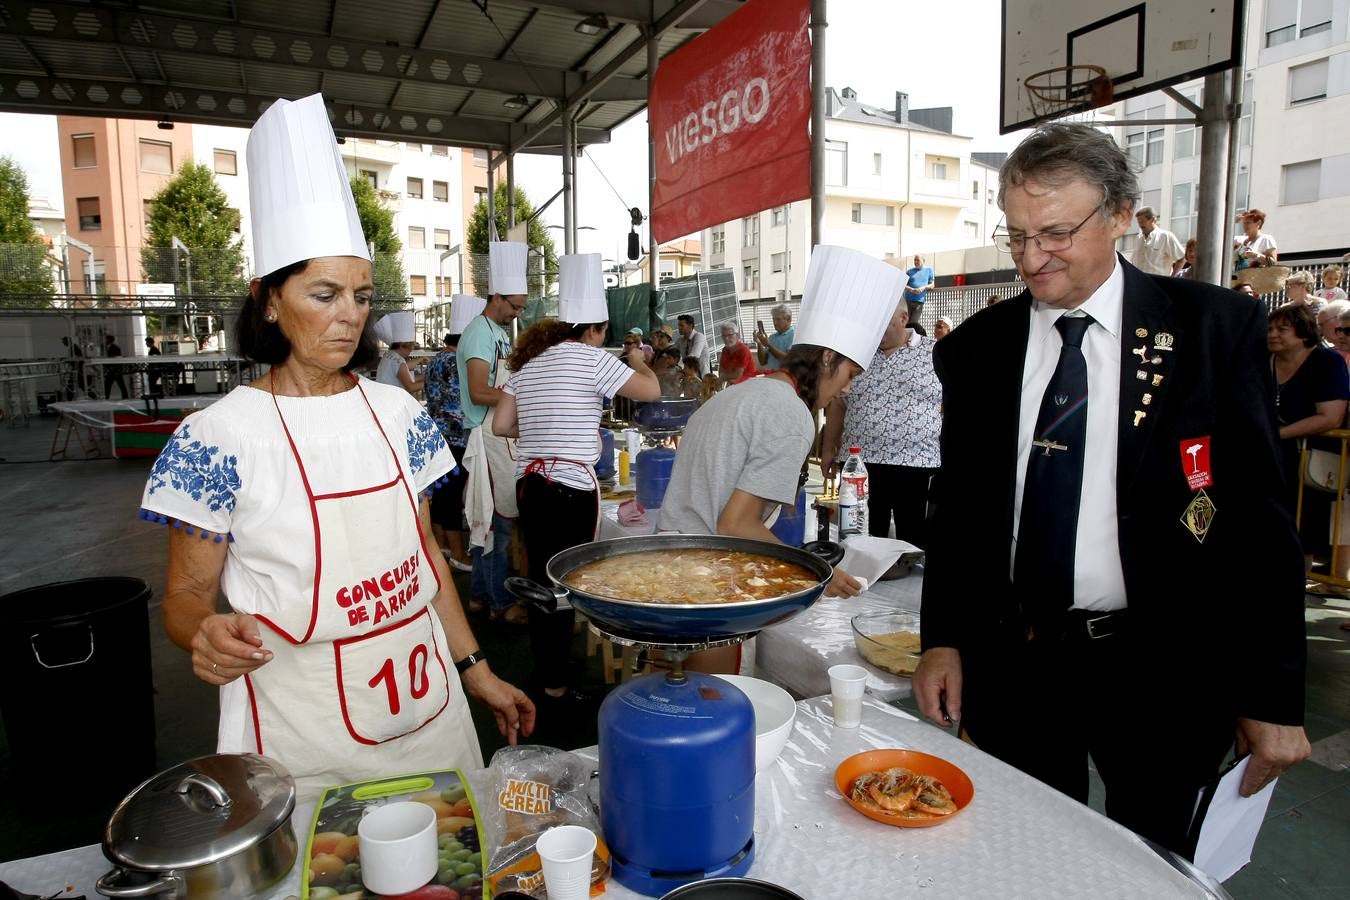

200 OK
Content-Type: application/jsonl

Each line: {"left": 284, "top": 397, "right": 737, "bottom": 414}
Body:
{"left": 420, "top": 468, "right": 460, "bottom": 501}
{"left": 138, "top": 508, "right": 234, "bottom": 543}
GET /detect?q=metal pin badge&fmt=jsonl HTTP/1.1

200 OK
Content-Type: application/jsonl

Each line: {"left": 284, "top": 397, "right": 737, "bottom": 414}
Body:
{"left": 1152, "top": 374, "right": 1165, "bottom": 387}
{"left": 1133, "top": 410, "right": 1147, "bottom": 427}
{"left": 1136, "top": 328, "right": 1148, "bottom": 338}
{"left": 1137, "top": 370, "right": 1148, "bottom": 381}
{"left": 1132, "top": 345, "right": 1150, "bottom": 364}
{"left": 1154, "top": 332, "right": 1174, "bottom": 352}
{"left": 1142, "top": 393, "right": 1153, "bottom": 405}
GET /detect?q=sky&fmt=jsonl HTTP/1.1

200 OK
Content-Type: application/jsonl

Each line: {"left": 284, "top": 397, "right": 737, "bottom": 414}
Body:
{"left": 0, "top": 1, "right": 1018, "bottom": 259}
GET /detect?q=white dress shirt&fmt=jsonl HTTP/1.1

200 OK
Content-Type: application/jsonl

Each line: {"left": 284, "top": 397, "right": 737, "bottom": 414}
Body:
{"left": 1132, "top": 227, "right": 1184, "bottom": 276}
{"left": 1012, "top": 259, "right": 1128, "bottom": 611}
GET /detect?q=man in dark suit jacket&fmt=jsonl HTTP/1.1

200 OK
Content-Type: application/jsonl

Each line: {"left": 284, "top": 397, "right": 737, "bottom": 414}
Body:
{"left": 915, "top": 123, "right": 1309, "bottom": 855}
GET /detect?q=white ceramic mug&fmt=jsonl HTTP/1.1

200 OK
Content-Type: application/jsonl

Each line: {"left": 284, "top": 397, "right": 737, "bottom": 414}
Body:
{"left": 535, "top": 824, "right": 597, "bottom": 900}
{"left": 357, "top": 801, "right": 439, "bottom": 895}
{"left": 828, "top": 663, "right": 868, "bottom": 728}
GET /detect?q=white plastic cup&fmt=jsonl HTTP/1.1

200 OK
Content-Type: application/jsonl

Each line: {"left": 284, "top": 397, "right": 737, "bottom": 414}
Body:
{"left": 625, "top": 428, "right": 641, "bottom": 457}
{"left": 536, "top": 824, "right": 597, "bottom": 900}
{"left": 357, "top": 801, "right": 438, "bottom": 895}
{"left": 828, "top": 663, "right": 868, "bottom": 729}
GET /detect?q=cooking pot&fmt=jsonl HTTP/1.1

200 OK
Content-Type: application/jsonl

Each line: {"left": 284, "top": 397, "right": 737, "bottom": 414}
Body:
{"left": 660, "top": 877, "right": 806, "bottom": 899}
{"left": 96, "top": 753, "right": 297, "bottom": 899}
{"left": 506, "top": 536, "right": 842, "bottom": 641}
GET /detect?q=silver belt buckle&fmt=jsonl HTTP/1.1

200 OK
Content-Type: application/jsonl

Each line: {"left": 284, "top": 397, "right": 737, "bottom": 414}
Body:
{"left": 1085, "top": 614, "right": 1113, "bottom": 639}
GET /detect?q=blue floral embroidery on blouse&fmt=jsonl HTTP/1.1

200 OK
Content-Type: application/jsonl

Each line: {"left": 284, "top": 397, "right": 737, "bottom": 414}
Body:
{"left": 147, "top": 424, "right": 241, "bottom": 512}
{"left": 406, "top": 411, "right": 446, "bottom": 477}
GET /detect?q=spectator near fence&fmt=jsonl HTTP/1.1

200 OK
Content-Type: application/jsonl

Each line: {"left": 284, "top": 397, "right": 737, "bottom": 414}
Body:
{"left": 1130, "top": 207, "right": 1184, "bottom": 276}
{"left": 903, "top": 254, "right": 935, "bottom": 323}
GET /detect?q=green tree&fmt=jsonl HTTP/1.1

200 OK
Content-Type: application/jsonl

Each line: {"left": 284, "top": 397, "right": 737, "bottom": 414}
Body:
{"left": 466, "top": 182, "right": 557, "bottom": 297}
{"left": 142, "top": 160, "right": 247, "bottom": 298}
{"left": 349, "top": 175, "right": 408, "bottom": 304}
{"left": 0, "top": 155, "right": 55, "bottom": 306}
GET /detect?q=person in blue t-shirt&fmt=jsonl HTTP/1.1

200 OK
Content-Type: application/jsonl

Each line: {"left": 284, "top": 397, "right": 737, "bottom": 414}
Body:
{"left": 754, "top": 303, "right": 795, "bottom": 371}
{"left": 904, "top": 254, "right": 935, "bottom": 324}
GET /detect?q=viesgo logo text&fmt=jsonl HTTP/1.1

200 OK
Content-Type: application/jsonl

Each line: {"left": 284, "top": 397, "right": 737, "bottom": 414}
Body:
{"left": 663, "top": 76, "right": 770, "bottom": 165}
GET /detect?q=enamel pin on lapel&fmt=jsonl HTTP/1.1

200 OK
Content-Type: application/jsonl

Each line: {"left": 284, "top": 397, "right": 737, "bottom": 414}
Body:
{"left": 1154, "top": 333, "right": 1174, "bottom": 352}
{"left": 1180, "top": 437, "right": 1216, "bottom": 543}
{"left": 1137, "top": 370, "right": 1148, "bottom": 381}
{"left": 1133, "top": 411, "right": 1147, "bottom": 426}
{"left": 1142, "top": 393, "right": 1153, "bottom": 405}
{"left": 1132, "top": 345, "right": 1150, "bottom": 364}
{"left": 1152, "top": 374, "right": 1164, "bottom": 387}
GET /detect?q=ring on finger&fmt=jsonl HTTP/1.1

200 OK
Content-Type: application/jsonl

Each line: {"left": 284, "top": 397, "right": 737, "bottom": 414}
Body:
{"left": 212, "top": 661, "right": 219, "bottom": 676}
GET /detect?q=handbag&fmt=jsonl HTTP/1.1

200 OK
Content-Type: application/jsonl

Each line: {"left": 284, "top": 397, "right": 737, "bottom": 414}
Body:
{"left": 1302, "top": 444, "right": 1343, "bottom": 493}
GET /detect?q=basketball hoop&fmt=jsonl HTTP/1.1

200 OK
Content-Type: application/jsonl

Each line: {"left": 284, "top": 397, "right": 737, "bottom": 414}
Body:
{"left": 1023, "top": 65, "right": 1114, "bottom": 121}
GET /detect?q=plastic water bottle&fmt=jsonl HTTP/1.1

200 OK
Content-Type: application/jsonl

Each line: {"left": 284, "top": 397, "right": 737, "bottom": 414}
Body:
{"left": 840, "top": 447, "right": 869, "bottom": 535}
{"left": 839, "top": 481, "right": 861, "bottom": 538}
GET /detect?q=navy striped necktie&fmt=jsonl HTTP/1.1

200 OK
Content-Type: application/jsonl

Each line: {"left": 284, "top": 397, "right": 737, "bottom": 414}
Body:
{"left": 1014, "top": 313, "right": 1094, "bottom": 625}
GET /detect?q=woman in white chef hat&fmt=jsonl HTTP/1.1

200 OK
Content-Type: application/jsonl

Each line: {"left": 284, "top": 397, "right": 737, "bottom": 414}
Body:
{"left": 493, "top": 253, "right": 660, "bottom": 706}
{"left": 373, "top": 310, "right": 425, "bottom": 393}
{"left": 661, "top": 245, "right": 905, "bottom": 672}
{"left": 138, "top": 94, "right": 533, "bottom": 795}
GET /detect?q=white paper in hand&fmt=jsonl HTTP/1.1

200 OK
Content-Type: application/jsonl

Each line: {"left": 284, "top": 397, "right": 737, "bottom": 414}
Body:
{"left": 1192, "top": 757, "right": 1277, "bottom": 882}
{"left": 839, "top": 535, "right": 914, "bottom": 586}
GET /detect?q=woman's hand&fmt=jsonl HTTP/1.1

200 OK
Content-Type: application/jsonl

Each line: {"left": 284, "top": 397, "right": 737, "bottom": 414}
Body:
{"left": 824, "top": 567, "right": 863, "bottom": 597}
{"left": 461, "top": 664, "right": 536, "bottom": 745}
{"left": 191, "top": 612, "right": 273, "bottom": 685}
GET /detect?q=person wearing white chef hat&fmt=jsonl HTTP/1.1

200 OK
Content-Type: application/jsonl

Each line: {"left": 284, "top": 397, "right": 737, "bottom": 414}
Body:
{"left": 373, "top": 310, "right": 425, "bottom": 393}
{"left": 494, "top": 253, "right": 659, "bottom": 709}
{"left": 140, "top": 93, "right": 534, "bottom": 797}
{"left": 661, "top": 245, "right": 905, "bottom": 673}
{"left": 424, "top": 295, "right": 488, "bottom": 574}
{"left": 457, "top": 241, "right": 530, "bottom": 622}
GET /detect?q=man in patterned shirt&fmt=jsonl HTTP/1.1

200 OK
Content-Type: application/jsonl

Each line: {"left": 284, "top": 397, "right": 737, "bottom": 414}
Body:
{"left": 821, "top": 303, "right": 942, "bottom": 547}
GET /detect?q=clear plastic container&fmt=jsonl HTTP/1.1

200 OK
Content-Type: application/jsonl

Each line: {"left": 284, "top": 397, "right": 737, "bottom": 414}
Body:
{"left": 839, "top": 481, "right": 862, "bottom": 537}
{"left": 840, "top": 447, "right": 869, "bottom": 534}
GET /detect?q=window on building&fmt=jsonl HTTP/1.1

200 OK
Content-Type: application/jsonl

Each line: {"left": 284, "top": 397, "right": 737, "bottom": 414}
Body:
{"left": 408, "top": 227, "right": 426, "bottom": 249}
{"left": 850, "top": 203, "right": 894, "bottom": 226}
{"left": 972, "top": 180, "right": 980, "bottom": 200}
{"left": 1289, "top": 58, "right": 1329, "bottom": 104}
{"left": 1171, "top": 183, "right": 1196, "bottom": 242}
{"left": 1282, "top": 159, "right": 1321, "bottom": 204}
{"left": 711, "top": 226, "right": 725, "bottom": 254}
{"left": 410, "top": 275, "right": 428, "bottom": 295}
{"left": 1266, "top": 0, "right": 1333, "bottom": 46}
{"left": 825, "top": 140, "right": 847, "bottom": 186}
{"left": 434, "top": 276, "right": 446, "bottom": 297}
{"left": 926, "top": 154, "right": 958, "bottom": 180}
{"left": 407, "top": 142, "right": 423, "bottom": 152}
{"left": 771, "top": 206, "right": 786, "bottom": 227}
{"left": 771, "top": 252, "right": 786, "bottom": 274}
{"left": 743, "top": 263, "right": 759, "bottom": 292}
{"left": 1235, "top": 171, "right": 1251, "bottom": 212}
{"left": 660, "top": 261, "right": 678, "bottom": 279}
{"left": 361, "top": 169, "right": 377, "bottom": 188}
{"left": 213, "top": 149, "right": 237, "bottom": 175}
{"left": 742, "top": 215, "right": 760, "bottom": 247}
{"left": 987, "top": 188, "right": 994, "bottom": 204}
{"left": 407, "top": 177, "right": 423, "bottom": 199}
{"left": 228, "top": 208, "right": 241, "bottom": 234}
{"left": 87, "top": 261, "right": 107, "bottom": 295}
{"left": 143, "top": 199, "right": 154, "bottom": 230}
{"left": 873, "top": 153, "right": 883, "bottom": 176}
{"left": 434, "top": 228, "right": 451, "bottom": 250}
{"left": 1146, "top": 129, "right": 1164, "bottom": 166}
{"left": 432, "top": 145, "right": 448, "bottom": 157}
{"left": 914, "top": 207, "right": 924, "bottom": 229}
{"left": 474, "top": 186, "right": 487, "bottom": 204}
{"left": 472, "top": 148, "right": 488, "bottom": 165}
{"left": 964, "top": 221, "right": 979, "bottom": 239}
{"left": 433, "top": 180, "right": 449, "bottom": 202}
{"left": 1174, "top": 124, "right": 1196, "bottom": 160}
{"left": 1126, "top": 130, "right": 1145, "bottom": 166}
{"left": 139, "top": 139, "right": 173, "bottom": 175}
{"left": 77, "top": 196, "right": 101, "bottom": 231}
{"left": 72, "top": 134, "right": 96, "bottom": 168}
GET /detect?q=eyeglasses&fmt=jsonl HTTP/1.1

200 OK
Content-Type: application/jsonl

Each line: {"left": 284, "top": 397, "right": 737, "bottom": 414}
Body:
{"left": 1335, "top": 326, "right": 1350, "bottom": 335}
{"left": 992, "top": 210, "right": 1099, "bottom": 254}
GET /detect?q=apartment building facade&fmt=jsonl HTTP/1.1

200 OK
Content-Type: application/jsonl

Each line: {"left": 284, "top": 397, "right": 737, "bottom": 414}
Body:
{"left": 701, "top": 88, "right": 1003, "bottom": 304}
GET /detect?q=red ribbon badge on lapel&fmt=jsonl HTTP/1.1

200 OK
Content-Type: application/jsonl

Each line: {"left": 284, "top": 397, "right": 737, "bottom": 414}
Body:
{"left": 1180, "top": 437, "right": 1213, "bottom": 491}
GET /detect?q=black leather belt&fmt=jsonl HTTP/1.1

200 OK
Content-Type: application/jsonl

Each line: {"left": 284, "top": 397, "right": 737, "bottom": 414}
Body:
{"left": 1029, "top": 608, "right": 1129, "bottom": 643}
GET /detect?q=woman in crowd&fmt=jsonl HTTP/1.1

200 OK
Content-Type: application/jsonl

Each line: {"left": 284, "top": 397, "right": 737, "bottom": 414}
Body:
{"left": 494, "top": 254, "right": 660, "bottom": 709}
{"left": 932, "top": 316, "right": 953, "bottom": 340}
{"left": 1285, "top": 271, "right": 1318, "bottom": 309}
{"left": 374, "top": 312, "right": 425, "bottom": 393}
{"left": 1176, "top": 238, "right": 1199, "bottom": 279}
{"left": 426, "top": 299, "right": 485, "bottom": 574}
{"left": 1317, "top": 266, "right": 1347, "bottom": 303}
{"left": 1268, "top": 303, "right": 1349, "bottom": 570}
{"left": 141, "top": 95, "right": 532, "bottom": 795}
{"left": 1234, "top": 209, "right": 1278, "bottom": 274}
{"left": 662, "top": 246, "right": 902, "bottom": 672}
{"left": 651, "top": 346, "right": 683, "bottom": 393}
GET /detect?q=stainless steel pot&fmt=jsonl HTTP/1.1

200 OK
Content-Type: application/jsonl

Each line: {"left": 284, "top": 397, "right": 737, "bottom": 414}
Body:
{"left": 96, "top": 753, "right": 297, "bottom": 899}
{"left": 660, "top": 877, "right": 806, "bottom": 899}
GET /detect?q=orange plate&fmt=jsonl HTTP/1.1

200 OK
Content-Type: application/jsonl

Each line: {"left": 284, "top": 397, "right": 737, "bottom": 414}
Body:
{"left": 834, "top": 749, "right": 975, "bottom": 828}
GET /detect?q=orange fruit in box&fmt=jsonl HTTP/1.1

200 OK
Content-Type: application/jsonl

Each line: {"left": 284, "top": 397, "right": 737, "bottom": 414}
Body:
{"left": 333, "top": 834, "right": 361, "bottom": 862}
{"left": 417, "top": 798, "right": 457, "bottom": 819}
{"left": 310, "top": 832, "right": 348, "bottom": 857}
{"left": 310, "top": 852, "right": 347, "bottom": 885}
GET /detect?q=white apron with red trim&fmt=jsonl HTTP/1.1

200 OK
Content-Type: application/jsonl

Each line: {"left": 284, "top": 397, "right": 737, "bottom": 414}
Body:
{"left": 242, "top": 383, "right": 482, "bottom": 795}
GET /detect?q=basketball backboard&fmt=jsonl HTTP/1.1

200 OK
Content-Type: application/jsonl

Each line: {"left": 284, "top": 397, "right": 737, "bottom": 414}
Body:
{"left": 1001, "top": 1, "right": 1243, "bottom": 133}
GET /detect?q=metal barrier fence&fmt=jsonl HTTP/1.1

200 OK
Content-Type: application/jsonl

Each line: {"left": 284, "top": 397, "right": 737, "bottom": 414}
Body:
{"left": 919, "top": 281, "right": 1026, "bottom": 330}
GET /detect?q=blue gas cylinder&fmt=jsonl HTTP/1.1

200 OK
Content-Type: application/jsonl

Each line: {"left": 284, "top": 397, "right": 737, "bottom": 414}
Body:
{"left": 599, "top": 671, "right": 756, "bottom": 896}
{"left": 768, "top": 487, "right": 807, "bottom": 547}
{"left": 595, "top": 428, "right": 616, "bottom": 481}
{"left": 635, "top": 446, "right": 677, "bottom": 509}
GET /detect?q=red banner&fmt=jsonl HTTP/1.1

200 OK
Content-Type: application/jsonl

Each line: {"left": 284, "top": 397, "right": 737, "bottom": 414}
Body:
{"left": 649, "top": 0, "right": 812, "bottom": 244}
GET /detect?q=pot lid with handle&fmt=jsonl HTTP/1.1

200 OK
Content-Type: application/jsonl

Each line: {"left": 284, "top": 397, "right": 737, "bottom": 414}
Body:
{"left": 104, "top": 753, "right": 295, "bottom": 871}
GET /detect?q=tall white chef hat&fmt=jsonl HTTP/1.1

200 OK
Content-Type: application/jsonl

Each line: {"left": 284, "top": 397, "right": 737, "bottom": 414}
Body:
{"left": 795, "top": 246, "right": 905, "bottom": 370}
{"left": 557, "top": 253, "right": 608, "bottom": 325}
{"left": 488, "top": 241, "right": 529, "bottom": 297}
{"left": 373, "top": 311, "right": 415, "bottom": 345}
{"left": 246, "top": 94, "right": 369, "bottom": 278}
{"left": 448, "top": 294, "right": 487, "bottom": 335}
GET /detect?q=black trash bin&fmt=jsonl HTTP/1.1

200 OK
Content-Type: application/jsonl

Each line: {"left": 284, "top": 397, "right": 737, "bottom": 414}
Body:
{"left": 0, "top": 577, "right": 157, "bottom": 802}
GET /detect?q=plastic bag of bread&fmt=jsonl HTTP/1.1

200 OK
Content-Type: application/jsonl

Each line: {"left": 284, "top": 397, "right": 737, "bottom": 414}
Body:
{"left": 483, "top": 745, "right": 611, "bottom": 897}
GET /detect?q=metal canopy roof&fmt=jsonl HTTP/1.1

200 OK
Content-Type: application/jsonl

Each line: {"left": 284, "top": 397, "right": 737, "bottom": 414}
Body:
{"left": 0, "top": 0, "right": 742, "bottom": 151}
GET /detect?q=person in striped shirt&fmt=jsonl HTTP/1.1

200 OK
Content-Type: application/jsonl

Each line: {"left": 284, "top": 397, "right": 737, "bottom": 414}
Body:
{"left": 494, "top": 254, "right": 661, "bottom": 710}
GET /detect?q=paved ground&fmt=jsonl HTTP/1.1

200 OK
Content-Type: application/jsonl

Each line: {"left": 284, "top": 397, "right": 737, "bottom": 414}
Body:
{"left": 0, "top": 416, "right": 1346, "bottom": 897}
